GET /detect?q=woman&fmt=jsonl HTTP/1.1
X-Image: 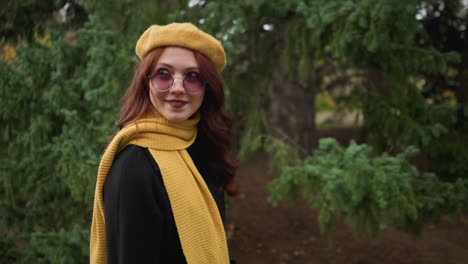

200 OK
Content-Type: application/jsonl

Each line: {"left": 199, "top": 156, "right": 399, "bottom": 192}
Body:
{"left": 90, "top": 23, "right": 236, "bottom": 264}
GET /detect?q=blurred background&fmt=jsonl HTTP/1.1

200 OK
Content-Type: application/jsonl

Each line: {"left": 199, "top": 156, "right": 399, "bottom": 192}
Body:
{"left": 1, "top": 0, "right": 467, "bottom": 263}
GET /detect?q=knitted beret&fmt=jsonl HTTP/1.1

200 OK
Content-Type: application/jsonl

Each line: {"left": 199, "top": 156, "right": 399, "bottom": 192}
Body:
{"left": 135, "top": 23, "right": 227, "bottom": 72}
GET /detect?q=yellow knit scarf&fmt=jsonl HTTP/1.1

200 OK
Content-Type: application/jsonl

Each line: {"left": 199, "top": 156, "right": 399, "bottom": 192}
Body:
{"left": 90, "top": 108, "right": 229, "bottom": 264}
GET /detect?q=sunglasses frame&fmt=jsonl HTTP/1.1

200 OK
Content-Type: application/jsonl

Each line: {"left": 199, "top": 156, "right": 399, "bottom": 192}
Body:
{"left": 147, "top": 72, "right": 206, "bottom": 95}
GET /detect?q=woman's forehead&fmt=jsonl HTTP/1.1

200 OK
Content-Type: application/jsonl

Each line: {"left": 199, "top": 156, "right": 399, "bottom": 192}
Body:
{"left": 157, "top": 47, "right": 198, "bottom": 69}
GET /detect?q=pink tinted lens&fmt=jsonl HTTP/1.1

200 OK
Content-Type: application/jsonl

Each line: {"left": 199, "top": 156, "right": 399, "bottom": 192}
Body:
{"left": 152, "top": 73, "right": 173, "bottom": 90}
{"left": 184, "top": 76, "right": 204, "bottom": 93}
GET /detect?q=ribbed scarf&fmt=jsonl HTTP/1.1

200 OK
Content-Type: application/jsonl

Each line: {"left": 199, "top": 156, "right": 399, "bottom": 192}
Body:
{"left": 90, "top": 108, "right": 229, "bottom": 264}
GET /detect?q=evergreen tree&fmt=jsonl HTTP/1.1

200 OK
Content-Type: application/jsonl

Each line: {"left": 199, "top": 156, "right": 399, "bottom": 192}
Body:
{"left": 1, "top": 0, "right": 183, "bottom": 261}
{"left": 189, "top": 0, "right": 468, "bottom": 237}
{"left": 1, "top": 0, "right": 468, "bottom": 260}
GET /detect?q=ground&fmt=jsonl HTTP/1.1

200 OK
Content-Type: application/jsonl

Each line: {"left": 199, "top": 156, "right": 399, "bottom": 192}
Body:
{"left": 226, "top": 139, "right": 468, "bottom": 264}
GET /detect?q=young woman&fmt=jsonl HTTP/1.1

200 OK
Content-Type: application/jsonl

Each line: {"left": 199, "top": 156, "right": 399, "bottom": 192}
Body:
{"left": 90, "top": 23, "right": 236, "bottom": 264}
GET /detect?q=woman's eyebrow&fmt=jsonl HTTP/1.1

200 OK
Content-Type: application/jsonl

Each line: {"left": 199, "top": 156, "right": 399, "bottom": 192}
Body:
{"left": 156, "top": 62, "right": 199, "bottom": 71}
{"left": 155, "top": 62, "right": 174, "bottom": 69}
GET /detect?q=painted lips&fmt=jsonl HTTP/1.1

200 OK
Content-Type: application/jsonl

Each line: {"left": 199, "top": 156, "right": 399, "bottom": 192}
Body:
{"left": 166, "top": 100, "right": 188, "bottom": 109}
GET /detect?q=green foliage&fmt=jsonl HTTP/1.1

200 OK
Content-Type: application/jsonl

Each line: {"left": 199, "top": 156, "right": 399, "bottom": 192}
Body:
{"left": 315, "top": 92, "right": 336, "bottom": 112}
{"left": 1, "top": 0, "right": 66, "bottom": 42}
{"left": 362, "top": 80, "right": 468, "bottom": 181}
{"left": 195, "top": 0, "right": 468, "bottom": 239}
{"left": 0, "top": 16, "right": 133, "bottom": 262}
{"left": 2, "top": 0, "right": 468, "bottom": 259}
{"left": 297, "top": 0, "right": 467, "bottom": 181}
{"left": 239, "top": 134, "right": 298, "bottom": 173}
{"left": 3, "top": 224, "right": 89, "bottom": 263}
{"left": 0, "top": 1, "right": 196, "bottom": 260}
{"left": 302, "top": 0, "right": 460, "bottom": 73}
{"left": 268, "top": 138, "right": 468, "bottom": 239}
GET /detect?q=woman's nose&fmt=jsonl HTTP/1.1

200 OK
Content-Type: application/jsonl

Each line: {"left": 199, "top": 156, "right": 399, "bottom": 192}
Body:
{"left": 170, "top": 77, "right": 185, "bottom": 94}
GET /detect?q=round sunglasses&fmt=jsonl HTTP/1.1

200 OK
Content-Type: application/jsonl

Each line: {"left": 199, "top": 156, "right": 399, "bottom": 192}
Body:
{"left": 147, "top": 71, "right": 206, "bottom": 95}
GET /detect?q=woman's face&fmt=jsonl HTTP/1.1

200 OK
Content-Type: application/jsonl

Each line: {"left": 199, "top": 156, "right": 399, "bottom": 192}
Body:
{"left": 149, "top": 47, "right": 205, "bottom": 122}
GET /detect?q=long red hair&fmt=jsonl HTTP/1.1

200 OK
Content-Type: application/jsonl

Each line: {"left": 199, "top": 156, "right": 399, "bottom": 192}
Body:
{"left": 116, "top": 48, "right": 237, "bottom": 195}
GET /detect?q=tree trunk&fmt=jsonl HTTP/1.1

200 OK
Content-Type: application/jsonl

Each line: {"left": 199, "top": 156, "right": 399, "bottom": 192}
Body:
{"left": 266, "top": 65, "right": 317, "bottom": 155}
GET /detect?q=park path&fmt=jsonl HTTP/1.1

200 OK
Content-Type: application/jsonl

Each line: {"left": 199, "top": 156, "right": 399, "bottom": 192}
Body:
{"left": 226, "top": 151, "right": 468, "bottom": 264}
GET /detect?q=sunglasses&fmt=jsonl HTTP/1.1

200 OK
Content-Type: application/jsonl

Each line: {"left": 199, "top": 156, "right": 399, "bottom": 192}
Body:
{"left": 147, "top": 71, "right": 206, "bottom": 95}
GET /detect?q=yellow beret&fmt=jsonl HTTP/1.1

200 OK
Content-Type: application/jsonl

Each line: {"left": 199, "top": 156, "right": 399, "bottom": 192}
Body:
{"left": 135, "top": 23, "right": 227, "bottom": 72}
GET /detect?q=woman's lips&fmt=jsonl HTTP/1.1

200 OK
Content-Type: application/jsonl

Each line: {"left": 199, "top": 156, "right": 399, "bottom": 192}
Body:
{"left": 166, "top": 100, "right": 188, "bottom": 108}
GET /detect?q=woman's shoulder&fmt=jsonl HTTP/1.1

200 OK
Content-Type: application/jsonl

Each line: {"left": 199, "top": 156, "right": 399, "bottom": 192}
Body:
{"left": 115, "top": 144, "right": 158, "bottom": 167}
{"left": 107, "top": 145, "right": 161, "bottom": 185}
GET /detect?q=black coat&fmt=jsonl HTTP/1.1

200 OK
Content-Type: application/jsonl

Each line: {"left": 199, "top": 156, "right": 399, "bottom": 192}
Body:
{"left": 103, "top": 136, "right": 226, "bottom": 264}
